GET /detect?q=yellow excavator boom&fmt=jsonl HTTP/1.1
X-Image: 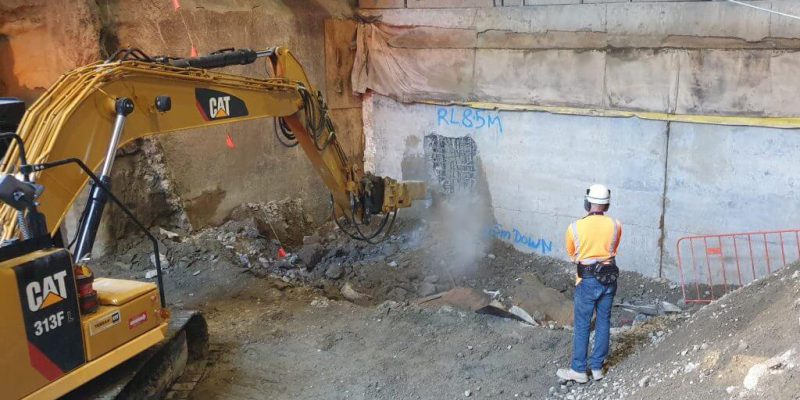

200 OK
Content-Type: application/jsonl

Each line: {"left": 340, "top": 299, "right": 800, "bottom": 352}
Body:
{"left": 0, "top": 47, "right": 425, "bottom": 245}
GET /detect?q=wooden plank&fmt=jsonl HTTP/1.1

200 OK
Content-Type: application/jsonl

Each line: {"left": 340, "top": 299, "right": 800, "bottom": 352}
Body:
{"left": 329, "top": 107, "right": 364, "bottom": 164}
{"left": 324, "top": 19, "right": 361, "bottom": 110}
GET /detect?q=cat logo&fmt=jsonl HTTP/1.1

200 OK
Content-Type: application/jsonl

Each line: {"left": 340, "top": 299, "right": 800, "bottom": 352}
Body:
{"left": 26, "top": 270, "right": 68, "bottom": 312}
{"left": 195, "top": 88, "right": 248, "bottom": 121}
{"left": 208, "top": 96, "right": 231, "bottom": 119}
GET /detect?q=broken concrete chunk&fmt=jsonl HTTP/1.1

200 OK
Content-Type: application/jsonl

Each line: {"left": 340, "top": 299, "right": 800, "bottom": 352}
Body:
{"left": 424, "top": 275, "right": 439, "bottom": 284}
{"left": 618, "top": 303, "right": 659, "bottom": 316}
{"left": 325, "top": 264, "right": 344, "bottom": 279}
{"left": 660, "top": 301, "right": 682, "bottom": 313}
{"left": 150, "top": 253, "right": 170, "bottom": 269}
{"left": 302, "top": 234, "right": 320, "bottom": 245}
{"left": 439, "top": 288, "right": 492, "bottom": 312}
{"left": 509, "top": 305, "right": 538, "bottom": 326}
{"left": 387, "top": 287, "right": 409, "bottom": 299}
{"left": 341, "top": 282, "right": 368, "bottom": 302}
{"left": 144, "top": 269, "right": 158, "bottom": 279}
{"left": 297, "top": 243, "right": 324, "bottom": 270}
{"left": 159, "top": 228, "right": 180, "bottom": 240}
{"left": 417, "top": 282, "right": 437, "bottom": 297}
{"left": 510, "top": 273, "right": 573, "bottom": 326}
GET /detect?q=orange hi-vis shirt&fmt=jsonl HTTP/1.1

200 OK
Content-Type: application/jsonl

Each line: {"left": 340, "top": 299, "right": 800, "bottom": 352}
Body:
{"left": 565, "top": 213, "right": 622, "bottom": 280}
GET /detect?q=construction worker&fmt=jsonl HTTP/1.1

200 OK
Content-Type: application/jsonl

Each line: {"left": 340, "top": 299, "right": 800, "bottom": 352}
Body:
{"left": 556, "top": 184, "right": 622, "bottom": 384}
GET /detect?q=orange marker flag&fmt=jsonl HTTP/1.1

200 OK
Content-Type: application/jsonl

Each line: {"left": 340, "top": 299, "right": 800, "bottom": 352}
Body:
{"left": 172, "top": 0, "right": 181, "bottom": 11}
{"left": 225, "top": 133, "right": 236, "bottom": 149}
{"left": 190, "top": 45, "right": 198, "bottom": 57}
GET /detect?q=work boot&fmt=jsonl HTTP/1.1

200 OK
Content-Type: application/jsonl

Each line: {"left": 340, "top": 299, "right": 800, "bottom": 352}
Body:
{"left": 556, "top": 368, "right": 589, "bottom": 384}
{"left": 591, "top": 369, "right": 605, "bottom": 381}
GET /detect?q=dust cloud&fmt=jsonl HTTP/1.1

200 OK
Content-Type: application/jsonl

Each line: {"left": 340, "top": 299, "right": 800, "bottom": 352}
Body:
{"left": 426, "top": 191, "right": 493, "bottom": 275}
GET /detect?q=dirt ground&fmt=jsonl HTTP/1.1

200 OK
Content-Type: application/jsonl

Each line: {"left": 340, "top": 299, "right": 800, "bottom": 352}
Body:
{"left": 88, "top": 200, "right": 694, "bottom": 399}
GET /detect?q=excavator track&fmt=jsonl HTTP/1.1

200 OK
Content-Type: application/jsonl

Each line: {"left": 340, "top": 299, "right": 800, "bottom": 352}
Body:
{"left": 62, "top": 310, "right": 208, "bottom": 400}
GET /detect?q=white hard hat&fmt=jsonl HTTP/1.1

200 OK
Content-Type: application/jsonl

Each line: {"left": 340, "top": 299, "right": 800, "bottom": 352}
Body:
{"left": 585, "top": 184, "right": 611, "bottom": 205}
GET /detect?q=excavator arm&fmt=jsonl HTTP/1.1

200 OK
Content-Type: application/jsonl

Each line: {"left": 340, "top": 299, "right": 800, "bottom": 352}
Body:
{"left": 0, "top": 47, "right": 425, "bottom": 252}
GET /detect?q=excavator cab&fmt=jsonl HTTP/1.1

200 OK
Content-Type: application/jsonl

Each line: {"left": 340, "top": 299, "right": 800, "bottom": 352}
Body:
{"left": 0, "top": 99, "right": 204, "bottom": 400}
{"left": 0, "top": 98, "right": 25, "bottom": 158}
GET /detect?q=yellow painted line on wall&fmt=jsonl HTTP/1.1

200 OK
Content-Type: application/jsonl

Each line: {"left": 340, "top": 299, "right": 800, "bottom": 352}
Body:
{"left": 418, "top": 100, "right": 800, "bottom": 129}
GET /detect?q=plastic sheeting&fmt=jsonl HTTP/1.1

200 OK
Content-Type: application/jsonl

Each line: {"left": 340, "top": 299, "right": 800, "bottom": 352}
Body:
{"left": 352, "top": 23, "right": 475, "bottom": 103}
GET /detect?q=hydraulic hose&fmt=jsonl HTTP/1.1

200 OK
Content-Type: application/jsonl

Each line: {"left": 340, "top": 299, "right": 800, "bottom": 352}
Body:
{"left": 17, "top": 210, "right": 30, "bottom": 240}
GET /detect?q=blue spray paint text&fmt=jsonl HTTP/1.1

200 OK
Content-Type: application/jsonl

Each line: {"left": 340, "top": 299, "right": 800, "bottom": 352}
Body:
{"left": 437, "top": 107, "right": 503, "bottom": 134}
{"left": 488, "top": 224, "right": 552, "bottom": 254}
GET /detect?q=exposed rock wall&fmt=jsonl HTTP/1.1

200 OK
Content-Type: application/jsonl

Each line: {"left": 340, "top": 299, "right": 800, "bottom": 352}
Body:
{"left": 1, "top": 0, "right": 357, "bottom": 256}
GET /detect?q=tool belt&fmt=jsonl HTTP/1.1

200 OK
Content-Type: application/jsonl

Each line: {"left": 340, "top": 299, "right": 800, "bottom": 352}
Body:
{"left": 577, "top": 258, "right": 619, "bottom": 285}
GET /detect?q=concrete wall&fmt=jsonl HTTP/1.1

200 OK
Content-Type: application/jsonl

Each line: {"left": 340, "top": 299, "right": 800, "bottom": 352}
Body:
{"left": 357, "top": 0, "right": 800, "bottom": 281}
{"left": 369, "top": 95, "right": 666, "bottom": 275}
{"left": 355, "top": 1, "right": 800, "bottom": 116}
{"left": 369, "top": 94, "right": 800, "bottom": 281}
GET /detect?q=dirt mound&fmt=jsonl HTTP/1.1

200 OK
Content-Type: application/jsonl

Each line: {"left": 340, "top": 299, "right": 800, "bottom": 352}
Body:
{"left": 558, "top": 262, "right": 800, "bottom": 400}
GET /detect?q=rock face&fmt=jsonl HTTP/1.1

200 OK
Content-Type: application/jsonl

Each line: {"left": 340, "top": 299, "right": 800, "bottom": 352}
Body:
{"left": 1, "top": 0, "right": 356, "bottom": 255}
{"left": 0, "top": 0, "right": 100, "bottom": 103}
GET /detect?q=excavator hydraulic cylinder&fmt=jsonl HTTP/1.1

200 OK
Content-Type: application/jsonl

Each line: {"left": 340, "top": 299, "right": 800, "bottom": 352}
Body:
{"left": 73, "top": 98, "right": 133, "bottom": 263}
{"left": 165, "top": 48, "right": 271, "bottom": 69}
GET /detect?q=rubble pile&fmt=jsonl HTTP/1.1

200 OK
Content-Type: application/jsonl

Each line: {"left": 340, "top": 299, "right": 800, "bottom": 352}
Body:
{"left": 550, "top": 262, "right": 800, "bottom": 400}
{"left": 96, "top": 199, "right": 687, "bottom": 331}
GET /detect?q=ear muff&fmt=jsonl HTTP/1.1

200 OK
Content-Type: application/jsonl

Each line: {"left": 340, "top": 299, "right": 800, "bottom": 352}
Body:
{"left": 584, "top": 199, "right": 591, "bottom": 212}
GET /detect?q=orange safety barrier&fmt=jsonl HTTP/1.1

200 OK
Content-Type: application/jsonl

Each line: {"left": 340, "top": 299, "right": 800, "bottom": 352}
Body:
{"left": 676, "top": 229, "right": 800, "bottom": 303}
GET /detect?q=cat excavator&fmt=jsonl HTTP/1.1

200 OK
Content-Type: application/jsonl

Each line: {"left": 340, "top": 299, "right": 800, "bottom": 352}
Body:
{"left": 0, "top": 47, "right": 426, "bottom": 399}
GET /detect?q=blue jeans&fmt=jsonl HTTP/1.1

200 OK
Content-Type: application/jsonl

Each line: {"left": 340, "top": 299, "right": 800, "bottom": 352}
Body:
{"left": 571, "top": 276, "right": 616, "bottom": 372}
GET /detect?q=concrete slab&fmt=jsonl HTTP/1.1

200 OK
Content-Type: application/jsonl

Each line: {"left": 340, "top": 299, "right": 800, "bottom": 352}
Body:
{"left": 605, "top": 48, "right": 680, "bottom": 113}
{"left": 523, "top": 0, "right": 579, "bottom": 5}
{"left": 769, "top": 0, "right": 800, "bottom": 39}
{"left": 765, "top": 51, "right": 800, "bottom": 117}
{"left": 363, "top": 8, "right": 479, "bottom": 29}
{"left": 406, "top": 0, "right": 494, "bottom": 8}
{"left": 607, "top": 2, "right": 772, "bottom": 42}
{"left": 359, "top": 0, "right": 405, "bottom": 8}
{"left": 388, "top": 26, "right": 477, "bottom": 49}
{"left": 675, "top": 50, "right": 773, "bottom": 116}
{"left": 477, "top": 30, "right": 608, "bottom": 50}
{"left": 473, "top": 49, "right": 606, "bottom": 106}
